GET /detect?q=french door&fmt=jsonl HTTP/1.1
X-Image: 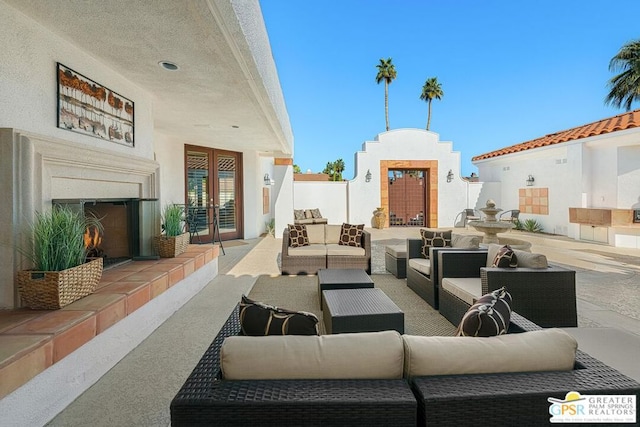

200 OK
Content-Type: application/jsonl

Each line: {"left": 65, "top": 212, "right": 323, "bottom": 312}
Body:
{"left": 185, "top": 145, "right": 243, "bottom": 242}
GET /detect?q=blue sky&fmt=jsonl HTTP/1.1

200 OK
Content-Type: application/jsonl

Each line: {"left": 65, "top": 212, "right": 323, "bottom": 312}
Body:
{"left": 260, "top": 0, "right": 640, "bottom": 178}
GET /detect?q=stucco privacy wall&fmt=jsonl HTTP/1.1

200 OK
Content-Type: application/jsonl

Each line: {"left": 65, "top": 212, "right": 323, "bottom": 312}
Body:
{"left": 349, "top": 129, "right": 468, "bottom": 227}
{"left": 293, "top": 182, "right": 349, "bottom": 225}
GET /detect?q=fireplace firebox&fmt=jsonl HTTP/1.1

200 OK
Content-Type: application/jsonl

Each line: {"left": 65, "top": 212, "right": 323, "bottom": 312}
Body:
{"left": 52, "top": 198, "right": 160, "bottom": 267}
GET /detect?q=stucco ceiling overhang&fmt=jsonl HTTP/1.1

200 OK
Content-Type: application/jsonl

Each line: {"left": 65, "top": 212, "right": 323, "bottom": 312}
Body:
{"left": 5, "top": 0, "right": 293, "bottom": 156}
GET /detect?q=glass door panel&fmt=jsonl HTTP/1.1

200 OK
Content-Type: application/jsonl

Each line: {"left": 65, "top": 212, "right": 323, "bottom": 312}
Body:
{"left": 186, "top": 149, "right": 213, "bottom": 243}
{"left": 214, "top": 150, "right": 243, "bottom": 240}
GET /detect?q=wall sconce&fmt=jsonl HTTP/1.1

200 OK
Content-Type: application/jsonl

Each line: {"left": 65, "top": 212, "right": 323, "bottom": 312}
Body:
{"left": 446, "top": 169, "right": 454, "bottom": 183}
{"left": 365, "top": 169, "right": 372, "bottom": 183}
{"left": 264, "top": 173, "right": 271, "bottom": 186}
{"left": 526, "top": 174, "right": 535, "bottom": 186}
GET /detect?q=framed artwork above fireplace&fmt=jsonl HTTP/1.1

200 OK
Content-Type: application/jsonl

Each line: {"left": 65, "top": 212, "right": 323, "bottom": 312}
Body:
{"left": 57, "top": 62, "right": 135, "bottom": 147}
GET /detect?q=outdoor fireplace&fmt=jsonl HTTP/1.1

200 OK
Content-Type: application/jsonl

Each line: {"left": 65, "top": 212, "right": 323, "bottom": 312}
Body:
{"left": 52, "top": 198, "right": 160, "bottom": 267}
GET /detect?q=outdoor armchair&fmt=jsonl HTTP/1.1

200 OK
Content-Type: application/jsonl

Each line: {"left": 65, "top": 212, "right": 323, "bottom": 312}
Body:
{"left": 437, "top": 249, "right": 578, "bottom": 328}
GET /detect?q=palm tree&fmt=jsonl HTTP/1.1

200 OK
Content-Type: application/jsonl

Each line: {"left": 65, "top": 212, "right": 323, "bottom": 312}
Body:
{"left": 419, "top": 77, "right": 444, "bottom": 130}
{"left": 375, "top": 58, "right": 397, "bottom": 131}
{"left": 334, "top": 158, "right": 345, "bottom": 181}
{"left": 605, "top": 39, "right": 640, "bottom": 111}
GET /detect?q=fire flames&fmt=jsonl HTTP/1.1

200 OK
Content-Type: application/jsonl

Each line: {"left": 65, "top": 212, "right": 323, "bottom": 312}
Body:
{"left": 84, "top": 226, "right": 103, "bottom": 258}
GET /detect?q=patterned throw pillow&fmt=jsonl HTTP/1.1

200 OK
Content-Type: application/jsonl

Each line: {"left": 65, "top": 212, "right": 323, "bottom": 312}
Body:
{"left": 456, "top": 287, "right": 512, "bottom": 337}
{"left": 310, "top": 208, "right": 322, "bottom": 219}
{"left": 338, "top": 223, "right": 365, "bottom": 247}
{"left": 492, "top": 245, "right": 518, "bottom": 268}
{"left": 420, "top": 229, "right": 452, "bottom": 258}
{"left": 239, "top": 295, "right": 319, "bottom": 336}
{"left": 288, "top": 224, "right": 309, "bottom": 248}
{"left": 293, "top": 209, "right": 305, "bottom": 220}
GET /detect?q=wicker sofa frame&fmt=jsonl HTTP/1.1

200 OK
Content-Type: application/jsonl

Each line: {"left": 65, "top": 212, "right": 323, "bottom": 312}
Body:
{"left": 170, "top": 304, "right": 417, "bottom": 426}
{"left": 405, "top": 238, "right": 487, "bottom": 309}
{"left": 281, "top": 228, "right": 371, "bottom": 275}
{"left": 437, "top": 250, "right": 578, "bottom": 327}
{"left": 171, "top": 306, "right": 639, "bottom": 426}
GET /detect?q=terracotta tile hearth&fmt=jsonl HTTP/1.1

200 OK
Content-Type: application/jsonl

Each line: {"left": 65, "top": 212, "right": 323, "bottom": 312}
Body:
{"left": 0, "top": 244, "right": 219, "bottom": 400}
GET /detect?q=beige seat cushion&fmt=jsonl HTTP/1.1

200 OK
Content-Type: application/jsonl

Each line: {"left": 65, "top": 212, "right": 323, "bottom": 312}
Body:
{"left": 221, "top": 330, "right": 404, "bottom": 380}
{"left": 325, "top": 224, "right": 342, "bottom": 244}
{"left": 408, "top": 258, "right": 431, "bottom": 276}
{"left": 402, "top": 328, "right": 577, "bottom": 378}
{"left": 385, "top": 244, "right": 406, "bottom": 258}
{"left": 288, "top": 245, "right": 327, "bottom": 257}
{"left": 325, "top": 243, "right": 365, "bottom": 256}
{"left": 441, "top": 277, "right": 482, "bottom": 305}
{"left": 305, "top": 224, "right": 326, "bottom": 244}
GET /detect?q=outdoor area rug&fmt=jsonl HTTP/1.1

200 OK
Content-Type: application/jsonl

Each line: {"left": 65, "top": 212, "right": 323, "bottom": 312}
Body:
{"left": 247, "top": 274, "right": 457, "bottom": 336}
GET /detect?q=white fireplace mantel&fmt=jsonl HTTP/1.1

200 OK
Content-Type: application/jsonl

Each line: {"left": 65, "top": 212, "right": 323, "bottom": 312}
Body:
{"left": 0, "top": 128, "right": 160, "bottom": 308}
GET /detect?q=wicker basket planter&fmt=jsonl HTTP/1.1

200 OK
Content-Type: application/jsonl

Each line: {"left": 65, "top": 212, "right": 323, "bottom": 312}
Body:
{"left": 154, "top": 232, "right": 190, "bottom": 258}
{"left": 16, "top": 257, "right": 103, "bottom": 310}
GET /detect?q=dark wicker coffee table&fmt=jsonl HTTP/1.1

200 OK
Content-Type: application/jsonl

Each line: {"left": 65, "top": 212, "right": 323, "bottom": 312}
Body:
{"left": 322, "top": 288, "right": 405, "bottom": 334}
{"left": 317, "top": 268, "right": 374, "bottom": 306}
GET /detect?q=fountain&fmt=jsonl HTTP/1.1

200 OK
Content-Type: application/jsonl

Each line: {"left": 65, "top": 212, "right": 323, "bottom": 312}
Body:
{"left": 468, "top": 200, "right": 531, "bottom": 250}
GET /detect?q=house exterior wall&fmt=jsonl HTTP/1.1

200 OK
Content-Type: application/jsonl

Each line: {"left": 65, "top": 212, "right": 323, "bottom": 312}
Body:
{"left": 474, "top": 128, "right": 640, "bottom": 247}
{"left": 0, "top": 3, "right": 154, "bottom": 159}
{"left": 293, "top": 182, "right": 349, "bottom": 225}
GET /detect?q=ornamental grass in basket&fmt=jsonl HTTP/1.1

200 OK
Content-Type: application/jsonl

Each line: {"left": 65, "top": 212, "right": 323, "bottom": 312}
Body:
{"left": 154, "top": 203, "right": 190, "bottom": 258}
{"left": 16, "top": 205, "right": 104, "bottom": 309}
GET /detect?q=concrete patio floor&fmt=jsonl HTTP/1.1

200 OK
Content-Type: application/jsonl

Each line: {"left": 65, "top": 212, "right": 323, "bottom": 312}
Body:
{"left": 47, "top": 227, "right": 640, "bottom": 426}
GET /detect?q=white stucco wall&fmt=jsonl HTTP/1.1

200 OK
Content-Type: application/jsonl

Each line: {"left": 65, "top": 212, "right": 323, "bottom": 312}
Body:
{"left": 0, "top": 2, "right": 154, "bottom": 160}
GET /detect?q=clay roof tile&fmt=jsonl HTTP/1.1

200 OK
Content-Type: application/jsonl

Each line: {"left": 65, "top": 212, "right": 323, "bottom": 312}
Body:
{"left": 472, "top": 109, "right": 640, "bottom": 161}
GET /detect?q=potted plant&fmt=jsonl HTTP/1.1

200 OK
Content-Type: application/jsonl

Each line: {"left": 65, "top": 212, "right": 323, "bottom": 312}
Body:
{"left": 16, "top": 205, "right": 104, "bottom": 309}
{"left": 154, "top": 203, "right": 190, "bottom": 258}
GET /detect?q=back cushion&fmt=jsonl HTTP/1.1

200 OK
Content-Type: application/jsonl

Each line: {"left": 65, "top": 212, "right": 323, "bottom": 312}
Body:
{"left": 451, "top": 234, "right": 480, "bottom": 248}
{"left": 514, "top": 249, "right": 548, "bottom": 268}
{"left": 402, "top": 328, "right": 577, "bottom": 378}
{"left": 305, "top": 224, "right": 326, "bottom": 244}
{"left": 325, "top": 224, "right": 342, "bottom": 244}
{"left": 304, "top": 209, "right": 313, "bottom": 219}
{"left": 221, "top": 330, "right": 404, "bottom": 380}
{"left": 486, "top": 243, "right": 502, "bottom": 267}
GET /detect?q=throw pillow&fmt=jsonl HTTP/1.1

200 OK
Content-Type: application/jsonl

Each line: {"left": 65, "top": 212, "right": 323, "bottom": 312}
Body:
{"left": 288, "top": 224, "right": 309, "bottom": 248}
{"left": 239, "top": 295, "right": 319, "bottom": 336}
{"left": 310, "top": 208, "right": 322, "bottom": 219}
{"left": 338, "top": 223, "right": 364, "bottom": 247}
{"left": 492, "top": 245, "right": 518, "bottom": 268}
{"left": 420, "top": 229, "right": 452, "bottom": 258}
{"left": 456, "top": 287, "right": 512, "bottom": 337}
{"left": 293, "top": 209, "right": 305, "bottom": 220}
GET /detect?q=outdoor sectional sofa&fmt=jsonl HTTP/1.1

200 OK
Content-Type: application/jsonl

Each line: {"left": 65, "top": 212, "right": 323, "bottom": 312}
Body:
{"left": 171, "top": 305, "right": 640, "bottom": 426}
{"left": 281, "top": 224, "right": 371, "bottom": 275}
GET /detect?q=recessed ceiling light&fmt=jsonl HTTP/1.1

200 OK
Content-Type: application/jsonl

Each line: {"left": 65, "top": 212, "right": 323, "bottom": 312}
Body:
{"left": 158, "top": 61, "right": 179, "bottom": 71}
